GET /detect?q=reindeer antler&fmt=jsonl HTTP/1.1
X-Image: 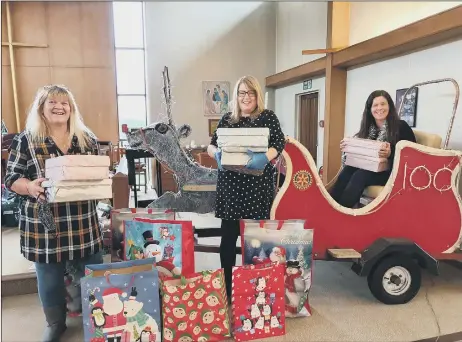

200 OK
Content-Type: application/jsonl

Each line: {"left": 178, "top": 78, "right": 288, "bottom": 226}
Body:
{"left": 162, "top": 66, "right": 174, "bottom": 127}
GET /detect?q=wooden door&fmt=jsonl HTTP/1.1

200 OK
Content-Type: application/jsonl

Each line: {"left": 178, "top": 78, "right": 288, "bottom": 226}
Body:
{"left": 299, "top": 92, "right": 319, "bottom": 164}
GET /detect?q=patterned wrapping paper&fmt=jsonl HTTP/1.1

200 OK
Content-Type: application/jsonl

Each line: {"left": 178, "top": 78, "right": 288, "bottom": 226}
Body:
{"left": 160, "top": 269, "right": 232, "bottom": 342}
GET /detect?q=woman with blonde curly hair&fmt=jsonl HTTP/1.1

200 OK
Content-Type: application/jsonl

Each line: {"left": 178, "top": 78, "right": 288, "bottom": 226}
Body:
{"left": 5, "top": 85, "right": 103, "bottom": 342}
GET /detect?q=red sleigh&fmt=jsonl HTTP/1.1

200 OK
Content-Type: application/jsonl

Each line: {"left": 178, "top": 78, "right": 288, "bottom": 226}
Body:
{"left": 271, "top": 79, "right": 462, "bottom": 305}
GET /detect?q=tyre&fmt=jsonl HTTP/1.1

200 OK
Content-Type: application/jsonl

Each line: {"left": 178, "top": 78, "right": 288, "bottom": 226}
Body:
{"left": 367, "top": 254, "right": 421, "bottom": 305}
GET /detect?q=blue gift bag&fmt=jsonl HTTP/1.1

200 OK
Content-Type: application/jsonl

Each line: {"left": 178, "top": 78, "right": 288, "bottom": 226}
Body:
{"left": 81, "top": 258, "right": 162, "bottom": 342}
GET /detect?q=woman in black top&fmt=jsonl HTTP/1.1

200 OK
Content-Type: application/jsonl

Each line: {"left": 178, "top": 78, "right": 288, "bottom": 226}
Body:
{"left": 207, "top": 76, "right": 286, "bottom": 298}
{"left": 330, "top": 90, "right": 416, "bottom": 208}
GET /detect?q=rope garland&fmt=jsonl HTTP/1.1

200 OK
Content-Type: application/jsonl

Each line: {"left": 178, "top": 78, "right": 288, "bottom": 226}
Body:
{"left": 404, "top": 155, "right": 461, "bottom": 193}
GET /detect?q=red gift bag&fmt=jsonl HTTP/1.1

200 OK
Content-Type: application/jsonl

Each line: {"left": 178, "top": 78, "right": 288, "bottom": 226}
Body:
{"left": 161, "top": 269, "right": 232, "bottom": 342}
{"left": 232, "top": 262, "right": 286, "bottom": 341}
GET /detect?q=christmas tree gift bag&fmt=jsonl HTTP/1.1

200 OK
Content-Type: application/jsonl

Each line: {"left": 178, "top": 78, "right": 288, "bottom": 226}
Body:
{"left": 240, "top": 219, "right": 314, "bottom": 317}
{"left": 81, "top": 258, "right": 162, "bottom": 342}
{"left": 123, "top": 219, "right": 195, "bottom": 279}
{"left": 160, "top": 269, "right": 232, "bottom": 342}
{"left": 110, "top": 208, "right": 175, "bottom": 262}
{"left": 231, "top": 262, "right": 286, "bottom": 341}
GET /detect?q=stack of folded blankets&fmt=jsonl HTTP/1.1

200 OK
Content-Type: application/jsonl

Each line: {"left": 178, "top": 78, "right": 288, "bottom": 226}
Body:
{"left": 42, "top": 155, "right": 112, "bottom": 203}
{"left": 343, "top": 137, "right": 390, "bottom": 172}
{"left": 217, "top": 127, "right": 269, "bottom": 176}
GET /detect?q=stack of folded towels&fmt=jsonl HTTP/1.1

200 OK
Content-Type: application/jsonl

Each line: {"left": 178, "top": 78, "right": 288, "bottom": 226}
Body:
{"left": 217, "top": 127, "right": 269, "bottom": 176}
{"left": 42, "top": 154, "right": 113, "bottom": 203}
{"left": 342, "top": 137, "right": 389, "bottom": 172}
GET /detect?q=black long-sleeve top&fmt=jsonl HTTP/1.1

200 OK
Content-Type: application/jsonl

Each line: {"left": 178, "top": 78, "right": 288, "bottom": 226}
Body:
{"left": 389, "top": 120, "right": 417, "bottom": 167}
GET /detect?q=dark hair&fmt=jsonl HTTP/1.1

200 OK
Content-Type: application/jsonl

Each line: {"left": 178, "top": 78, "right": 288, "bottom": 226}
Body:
{"left": 356, "top": 90, "right": 401, "bottom": 145}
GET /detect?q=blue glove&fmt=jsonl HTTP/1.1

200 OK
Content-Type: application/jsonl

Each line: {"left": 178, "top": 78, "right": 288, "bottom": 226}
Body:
{"left": 246, "top": 150, "right": 269, "bottom": 170}
{"left": 214, "top": 150, "right": 223, "bottom": 170}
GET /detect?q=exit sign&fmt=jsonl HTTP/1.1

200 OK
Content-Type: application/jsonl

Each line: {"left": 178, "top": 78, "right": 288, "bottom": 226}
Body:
{"left": 303, "top": 79, "right": 312, "bottom": 90}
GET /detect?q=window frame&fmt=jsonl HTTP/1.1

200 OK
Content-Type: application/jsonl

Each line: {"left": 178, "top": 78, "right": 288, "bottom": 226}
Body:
{"left": 112, "top": 1, "right": 148, "bottom": 146}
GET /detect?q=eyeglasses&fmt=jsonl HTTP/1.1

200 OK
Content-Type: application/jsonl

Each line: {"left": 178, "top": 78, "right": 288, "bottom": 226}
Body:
{"left": 238, "top": 90, "right": 257, "bottom": 98}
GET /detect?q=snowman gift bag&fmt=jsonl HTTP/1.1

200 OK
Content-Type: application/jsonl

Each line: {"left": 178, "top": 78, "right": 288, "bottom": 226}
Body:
{"left": 81, "top": 258, "right": 162, "bottom": 342}
{"left": 123, "top": 219, "right": 194, "bottom": 279}
{"left": 110, "top": 208, "right": 175, "bottom": 262}
{"left": 160, "top": 269, "right": 232, "bottom": 342}
{"left": 240, "top": 219, "right": 314, "bottom": 317}
{"left": 231, "top": 262, "right": 286, "bottom": 341}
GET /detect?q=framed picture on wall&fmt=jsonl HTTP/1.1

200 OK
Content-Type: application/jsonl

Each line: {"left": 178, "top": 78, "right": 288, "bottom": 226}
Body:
{"left": 208, "top": 118, "right": 220, "bottom": 137}
{"left": 203, "top": 81, "right": 230, "bottom": 116}
{"left": 395, "top": 87, "right": 418, "bottom": 127}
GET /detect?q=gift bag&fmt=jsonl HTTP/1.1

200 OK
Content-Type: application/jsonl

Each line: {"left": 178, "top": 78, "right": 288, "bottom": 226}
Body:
{"left": 232, "top": 262, "right": 286, "bottom": 341}
{"left": 123, "top": 218, "right": 195, "bottom": 279}
{"left": 240, "top": 219, "right": 314, "bottom": 317}
{"left": 81, "top": 259, "right": 162, "bottom": 342}
{"left": 110, "top": 208, "right": 175, "bottom": 262}
{"left": 160, "top": 269, "right": 231, "bottom": 342}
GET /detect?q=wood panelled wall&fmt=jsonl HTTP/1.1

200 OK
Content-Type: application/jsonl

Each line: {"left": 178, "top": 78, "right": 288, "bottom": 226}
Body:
{"left": 1, "top": 1, "right": 119, "bottom": 142}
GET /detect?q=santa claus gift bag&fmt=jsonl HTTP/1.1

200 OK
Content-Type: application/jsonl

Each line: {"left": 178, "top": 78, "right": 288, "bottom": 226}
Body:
{"left": 160, "top": 269, "right": 232, "bottom": 342}
{"left": 123, "top": 219, "right": 194, "bottom": 279}
{"left": 240, "top": 219, "right": 314, "bottom": 317}
{"left": 231, "top": 262, "right": 286, "bottom": 341}
{"left": 81, "top": 258, "right": 162, "bottom": 342}
{"left": 110, "top": 208, "right": 176, "bottom": 262}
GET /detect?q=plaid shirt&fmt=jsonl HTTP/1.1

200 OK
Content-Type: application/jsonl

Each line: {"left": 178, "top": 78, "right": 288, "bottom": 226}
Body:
{"left": 4, "top": 131, "right": 103, "bottom": 264}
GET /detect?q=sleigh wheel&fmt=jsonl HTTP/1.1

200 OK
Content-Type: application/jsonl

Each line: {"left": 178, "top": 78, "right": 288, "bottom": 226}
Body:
{"left": 367, "top": 254, "right": 421, "bottom": 305}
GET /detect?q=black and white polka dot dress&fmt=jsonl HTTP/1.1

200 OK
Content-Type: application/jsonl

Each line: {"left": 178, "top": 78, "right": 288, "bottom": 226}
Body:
{"left": 210, "top": 110, "right": 286, "bottom": 220}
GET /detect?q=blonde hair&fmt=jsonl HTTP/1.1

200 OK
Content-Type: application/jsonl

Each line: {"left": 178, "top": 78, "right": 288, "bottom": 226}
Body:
{"left": 24, "top": 84, "right": 95, "bottom": 149}
{"left": 229, "top": 75, "right": 265, "bottom": 124}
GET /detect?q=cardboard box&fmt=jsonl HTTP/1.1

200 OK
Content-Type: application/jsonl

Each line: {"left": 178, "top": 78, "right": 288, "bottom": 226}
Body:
{"left": 45, "top": 155, "right": 111, "bottom": 181}
{"left": 221, "top": 152, "right": 264, "bottom": 176}
{"left": 343, "top": 137, "right": 387, "bottom": 150}
{"left": 42, "top": 179, "right": 113, "bottom": 203}
{"left": 217, "top": 127, "right": 269, "bottom": 148}
{"left": 221, "top": 146, "right": 268, "bottom": 153}
{"left": 45, "top": 166, "right": 109, "bottom": 181}
{"left": 217, "top": 128, "right": 269, "bottom": 176}
{"left": 344, "top": 153, "right": 389, "bottom": 172}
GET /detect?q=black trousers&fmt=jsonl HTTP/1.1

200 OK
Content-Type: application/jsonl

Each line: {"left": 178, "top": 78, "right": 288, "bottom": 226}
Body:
{"left": 219, "top": 219, "right": 240, "bottom": 299}
{"left": 330, "top": 166, "right": 390, "bottom": 208}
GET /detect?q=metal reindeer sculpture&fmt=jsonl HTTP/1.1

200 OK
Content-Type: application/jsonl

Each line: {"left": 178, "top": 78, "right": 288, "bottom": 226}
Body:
{"left": 126, "top": 67, "right": 218, "bottom": 213}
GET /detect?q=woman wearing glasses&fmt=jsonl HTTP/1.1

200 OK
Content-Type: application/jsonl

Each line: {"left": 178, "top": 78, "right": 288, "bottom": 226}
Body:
{"left": 207, "top": 76, "right": 286, "bottom": 298}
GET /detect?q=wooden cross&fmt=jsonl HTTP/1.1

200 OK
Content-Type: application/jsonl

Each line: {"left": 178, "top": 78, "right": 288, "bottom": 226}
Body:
{"left": 1, "top": 1, "right": 48, "bottom": 132}
{"left": 301, "top": 47, "right": 346, "bottom": 55}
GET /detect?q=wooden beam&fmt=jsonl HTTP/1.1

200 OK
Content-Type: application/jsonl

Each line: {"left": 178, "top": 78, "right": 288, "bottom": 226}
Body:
{"left": 333, "top": 5, "right": 462, "bottom": 68}
{"left": 326, "top": 1, "right": 350, "bottom": 49}
{"left": 5, "top": 1, "right": 21, "bottom": 132}
{"left": 1, "top": 42, "right": 48, "bottom": 48}
{"left": 266, "top": 5, "right": 462, "bottom": 89}
{"left": 266, "top": 57, "right": 326, "bottom": 88}
{"left": 302, "top": 47, "right": 345, "bottom": 55}
{"left": 322, "top": 2, "right": 349, "bottom": 184}
{"left": 322, "top": 54, "right": 347, "bottom": 184}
